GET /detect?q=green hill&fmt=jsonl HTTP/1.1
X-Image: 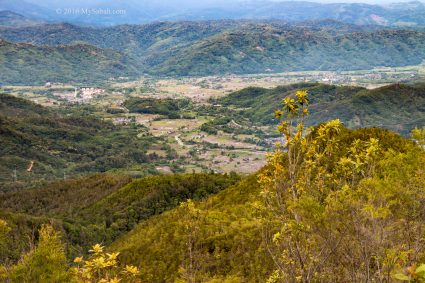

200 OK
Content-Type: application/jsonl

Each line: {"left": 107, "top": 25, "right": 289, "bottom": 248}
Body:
{"left": 153, "top": 28, "right": 425, "bottom": 76}
{"left": 0, "top": 172, "right": 239, "bottom": 261}
{"left": 0, "top": 120, "right": 424, "bottom": 281}
{"left": 109, "top": 126, "right": 423, "bottom": 282}
{"left": 110, "top": 174, "right": 268, "bottom": 282}
{"left": 0, "top": 173, "right": 130, "bottom": 263}
{"left": 0, "top": 93, "right": 157, "bottom": 185}
{"left": 0, "top": 39, "right": 140, "bottom": 85}
{"left": 216, "top": 82, "right": 425, "bottom": 134}
{"left": 1, "top": 21, "right": 425, "bottom": 80}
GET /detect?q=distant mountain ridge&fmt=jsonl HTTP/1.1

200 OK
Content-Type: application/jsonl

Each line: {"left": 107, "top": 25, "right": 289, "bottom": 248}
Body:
{"left": 0, "top": 10, "right": 43, "bottom": 27}
{"left": 1, "top": 20, "right": 425, "bottom": 82}
{"left": 1, "top": 0, "right": 425, "bottom": 27}
{"left": 0, "top": 39, "right": 140, "bottom": 84}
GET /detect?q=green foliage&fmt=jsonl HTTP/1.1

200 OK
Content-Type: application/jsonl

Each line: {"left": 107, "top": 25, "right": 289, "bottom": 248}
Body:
{"left": 0, "top": 172, "right": 239, "bottom": 261}
{"left": 109, "top": 92, "right": 425, "bottom": 282}
{"left": 1, "top": 22, "right": 425, "bottom": 80}
{"left": 110, "top": 175, "right": 272, "bottom": 282}
{"left": 152, "top": 27, "right": 425, "bottom": 76}
{"left": 1, "top": 224, "right": 140, "bottom": 283}
{"left": 0, "top": 94, "right": 157, "bottom": 183}
{"left": 6, "top": 224, "right": 70, "bottom": 283}
{"left": 0, "top": 174, "right": 131, "bottom": 216}
{"left": 0, "top": 210, "right": 62, "bottom": 264}
{"left": 72, "top": 173, "right": 240, "bottom": 246}
{"left": 217, "top": 82, "right": 425, "bottom": 134}
{"left": 0, "top": 86, "right": 424, "bottom": 281}
{"left": 0, "top": 219, "right": 10, "bottom": 258}
{"left": 0, "top": 40, "right": 140, "bottom": 85}
{"left": 124, "top": 97, "right": 191, "bottom": 119}
{"left": 259, "top": 89, "right": 425, "bottom": 282}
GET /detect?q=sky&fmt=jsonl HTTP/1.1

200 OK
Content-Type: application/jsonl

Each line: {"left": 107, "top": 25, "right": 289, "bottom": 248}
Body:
{"left": 25, "top": 0, "right": 425, "bottom": 7}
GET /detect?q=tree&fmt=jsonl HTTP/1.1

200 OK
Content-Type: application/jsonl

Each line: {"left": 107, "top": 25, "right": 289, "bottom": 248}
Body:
{"left": 259, "top": 89, "right": 425, "bottom": 282}
{"left": 176, "top": 199, "right": 204, "bottom": 283}
{"left": 7, "top": 224, "right": 70, "bottom": 282}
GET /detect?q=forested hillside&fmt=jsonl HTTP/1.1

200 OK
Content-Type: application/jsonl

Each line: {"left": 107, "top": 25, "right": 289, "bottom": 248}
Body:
{"left": 0, "top": 93, "right": 157, "bottom": 184}
{"left": 152, "top": 28, "right": 425, "bottom": 76}
{"left": 0, "top": 89, "right": 424, "bottom": 282}
{"left": 0, "top": 39, "right": 139, "bottom": 84}
{"left": 1, "top": 21, "right": 425, "bottom": 82}
{"left": 0, "top": 173, "right": 239, "bottom": 261}
{"left": 217, "top": 82, "right": 425, "bottom": 134}
{"left": 2, "top": 121, "right": 420, "bottom": 282}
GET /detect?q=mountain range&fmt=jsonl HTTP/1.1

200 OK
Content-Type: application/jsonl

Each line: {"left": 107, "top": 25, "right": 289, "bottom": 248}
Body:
{"left": 1, "top": 0, "right": 425, "bottom": 27}
{"left": 1, "top": 20, "right": 425, "bottom": 83}
{"left": 0, "top": 10, "right": 43, "bottom": 27}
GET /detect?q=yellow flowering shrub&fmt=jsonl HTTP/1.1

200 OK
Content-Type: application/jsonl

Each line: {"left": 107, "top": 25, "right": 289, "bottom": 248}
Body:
{"left": 71, "top": 244, "right": 140, "bottom": 283}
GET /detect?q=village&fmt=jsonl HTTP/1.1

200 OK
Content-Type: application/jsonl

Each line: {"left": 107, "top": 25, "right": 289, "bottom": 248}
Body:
{"left": 1, "top": 64, "right": 423, "bottom": 174}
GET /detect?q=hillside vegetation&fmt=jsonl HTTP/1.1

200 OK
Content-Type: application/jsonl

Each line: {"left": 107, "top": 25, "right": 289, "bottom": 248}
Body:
{"left": 0, "top": 93, "right": 157, "bottom": 184}
{"left": 1, "top": 21, "right": 425, "bottom": 81}
{"left": 217, "top": 82, "right": 425, "bottom": 134}
{"left": 124, "top": 97, "right": 191, "bottom": 119}
{"left": 0, "top": 89, "right": 424, "bottom": 281}
{"left": 0, "top": 39, "right": 139, "bottom": 84}
{"left": 153, "top": 28, "right": 425, "bottom": 76}
{"left": 0, "top": 172, "right": 239, "bottom": 262}
{"left": 108, "top": 126, "right": 424, "bottom": 282}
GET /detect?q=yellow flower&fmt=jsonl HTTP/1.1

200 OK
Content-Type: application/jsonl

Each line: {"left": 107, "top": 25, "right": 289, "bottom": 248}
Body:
{"left": 296, "top": 90, "right": 309, "bottom": 104}
{"left": 274, "top": 109, "right": 284, "bottom": 119}
{"left": 109, "top": 277, "right": 121, "bottom": 283}
{"left": 74, "top": 256, "right": 83, "bottom": 263}
{"left": 124, "top": 265, "right": 139, "bottom": 276}
{"left": 89, "top": 244, "right": 104, "bottom": 254}
{"left": 283, "top": 97, "right": 297, "bottom": 113}
{"left": 107, "top": 252, "right": 120, "bottom": 261}
{"left": 92, "top": 256, "right": 109, "bottom": 269}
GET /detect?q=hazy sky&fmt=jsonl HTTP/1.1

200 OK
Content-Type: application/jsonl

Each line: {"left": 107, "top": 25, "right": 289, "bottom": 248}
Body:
{"left": 26, "top": 0, "right": 425, "bottom": 7}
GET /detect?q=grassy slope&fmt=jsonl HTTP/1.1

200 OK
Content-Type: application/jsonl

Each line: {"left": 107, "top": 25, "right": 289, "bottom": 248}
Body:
{"left": 217, "top": 82, "right": 425, "bottom": 134}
